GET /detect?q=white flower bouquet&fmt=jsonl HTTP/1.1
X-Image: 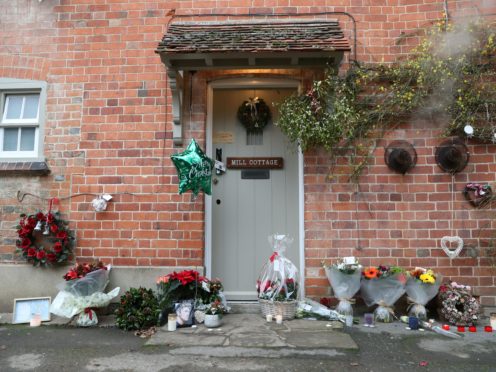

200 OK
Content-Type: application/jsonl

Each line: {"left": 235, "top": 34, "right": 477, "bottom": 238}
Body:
{"left": 323, "top": 257, "right": 362, "bottom": 316}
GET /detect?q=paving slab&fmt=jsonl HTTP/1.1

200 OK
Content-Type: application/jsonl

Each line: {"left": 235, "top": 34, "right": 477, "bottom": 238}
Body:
{"left": 146, "top": 331, "right": 227, "bottom": 347}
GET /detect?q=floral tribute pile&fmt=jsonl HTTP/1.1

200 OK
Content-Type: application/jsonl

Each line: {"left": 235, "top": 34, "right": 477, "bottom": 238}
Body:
{"left": 439, "top": 282, "right": 480, "bottom": 326}
{"left": 16, "top": 211, "right": 74, "bottom": 266}
{"left": 156, "top": 270, "right": 225, "bottom": 325}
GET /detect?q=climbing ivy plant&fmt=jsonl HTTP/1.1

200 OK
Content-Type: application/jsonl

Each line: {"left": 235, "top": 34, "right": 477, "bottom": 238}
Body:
{"left": 276, "top": 21, "right": 495, "bottom": 182}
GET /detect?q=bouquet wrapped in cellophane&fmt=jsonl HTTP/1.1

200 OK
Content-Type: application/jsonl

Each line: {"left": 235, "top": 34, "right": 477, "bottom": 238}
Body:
{"left": 323, "top": 257, "right": 362, "bottom": 316}
{"left": 406, "top": 268, "right": 442, "bottom": 319}
{"left": 360, "top": 265, "right": 406, "bottom": 323}
{"left": 256, "top": 234, "right": 299, "bottom": 302}
{"left": 50, "top": 262, "right": 120, "bottom": 326}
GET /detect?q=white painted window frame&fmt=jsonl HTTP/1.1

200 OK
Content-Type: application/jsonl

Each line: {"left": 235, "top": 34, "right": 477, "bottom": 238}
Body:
{"left": 205, "top": 77, "right": 306, "bottom": 298}
{"left": 0, "top": 78, "right": 47, "bottom": 161}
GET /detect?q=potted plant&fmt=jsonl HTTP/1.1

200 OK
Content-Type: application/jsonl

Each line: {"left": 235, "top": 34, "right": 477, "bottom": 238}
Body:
{"left": 203, "top": 299, "right": 226, "bottom": 328}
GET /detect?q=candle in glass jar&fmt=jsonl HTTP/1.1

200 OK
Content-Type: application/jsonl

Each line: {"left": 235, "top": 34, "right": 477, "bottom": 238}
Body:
{"left": 266, "top": 314, "right": 273, "bottom": 322}
{"left": 275, "top": 315, "right": 283, "bottom": 324}
{"left": 364, "top": 313, "right": 374, "bottom": 327}
{"left": 168, "top": 314, "right": 177, "bottom": 331}
{"left": 30, "top": 313, "right": 41, "bottom": 327}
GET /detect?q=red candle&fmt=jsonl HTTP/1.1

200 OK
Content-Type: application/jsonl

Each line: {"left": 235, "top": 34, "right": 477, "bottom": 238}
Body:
{"left": 484, "top": 326, "right": 493, "bottom": 332}
{"left": 457, "top": 326, "right": 465, "bottom": 332}
{"left": 442, "top": 324, "right": 450, "bottom": 331}
{"left": 469, "top": 326, "right": 477, "bottom": 332}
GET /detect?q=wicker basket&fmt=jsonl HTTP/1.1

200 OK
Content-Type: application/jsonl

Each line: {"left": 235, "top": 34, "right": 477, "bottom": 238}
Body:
{"left": 259, "top": 299, "right": 297, "bottom": 320}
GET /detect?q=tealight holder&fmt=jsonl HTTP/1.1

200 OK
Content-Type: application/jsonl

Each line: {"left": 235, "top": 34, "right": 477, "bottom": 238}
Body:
{"left": 408, "top": 316, "right": 419, "bottom": 330}
{"left": 457, "top": 326, "right": 465, "bottom": 332}
{"left": 469, "top": 326, "right": 477, "bottom": 332}
{"left": 484, "top": 326, "right": 493, "bottom": 332}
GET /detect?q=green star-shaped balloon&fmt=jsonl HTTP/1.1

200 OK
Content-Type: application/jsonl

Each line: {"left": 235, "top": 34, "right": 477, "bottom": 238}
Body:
{"left": 171, "top": 139, "right": 214, "bottom": 196}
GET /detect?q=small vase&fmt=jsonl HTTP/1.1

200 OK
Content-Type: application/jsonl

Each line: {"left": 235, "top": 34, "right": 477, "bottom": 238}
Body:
{"left": 204, "top": 314, "right": 222, "bottom": 328}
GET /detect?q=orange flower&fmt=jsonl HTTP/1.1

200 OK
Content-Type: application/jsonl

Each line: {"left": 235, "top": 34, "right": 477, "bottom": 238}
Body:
{"left": 363, "top": 267, "right": 379, "bottom": 279}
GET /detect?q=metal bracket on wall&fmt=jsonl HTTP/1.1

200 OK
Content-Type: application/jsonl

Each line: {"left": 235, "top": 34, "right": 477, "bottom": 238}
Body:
{"left": 168, "top": 69, "right": 184, "bottom": 145}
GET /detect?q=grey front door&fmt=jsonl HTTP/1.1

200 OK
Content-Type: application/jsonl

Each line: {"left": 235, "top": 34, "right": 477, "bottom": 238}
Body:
{"left": 211, "top": 87, "right": 300, "bottom": 301}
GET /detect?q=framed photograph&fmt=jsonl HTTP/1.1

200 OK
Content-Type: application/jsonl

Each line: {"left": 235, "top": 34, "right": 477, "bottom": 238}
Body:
{"left": 12, "top": 297, "right": 51, "bottom": 324}
{"left": 174, "top": 299, "right": 194, "bottom": 327}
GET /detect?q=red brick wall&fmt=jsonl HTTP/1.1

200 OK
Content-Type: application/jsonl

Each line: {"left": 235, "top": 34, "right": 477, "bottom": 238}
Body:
{"left": 0, "top": 0, "right": 495, "bottom": 305}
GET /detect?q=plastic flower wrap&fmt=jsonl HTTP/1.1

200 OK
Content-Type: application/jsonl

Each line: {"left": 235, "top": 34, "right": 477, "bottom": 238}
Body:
{"left": 50, "top": 262, "right": 120, "bottom": 326}
{"left": 406, "top": 268, "right": 442, "bottom": 319}
{"left": 323, "top": 257, "right": 362, "bottom": 316}
{"left": 360, "top": 265, "right": 406, "bottom": 322}
{"left": 256, "top": 234, "right": 299, "bottom": 302}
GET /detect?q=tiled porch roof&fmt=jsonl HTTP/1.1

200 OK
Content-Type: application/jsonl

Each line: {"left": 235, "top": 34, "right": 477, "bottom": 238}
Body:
{"left": 157, "top": 19, "right": 351, "bottom": 54}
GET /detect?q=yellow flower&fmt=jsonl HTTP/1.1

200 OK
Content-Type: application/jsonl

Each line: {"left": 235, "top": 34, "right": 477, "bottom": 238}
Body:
{"left": 420, "top": 273, "right": 435, "bottom": 284}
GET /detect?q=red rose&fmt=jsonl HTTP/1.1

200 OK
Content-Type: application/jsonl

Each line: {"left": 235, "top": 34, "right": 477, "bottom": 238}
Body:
{"left": 53, "top": 241, "right": 63, "bottom": 253}
{"left": 50, "top": 224, "right": 59, "bottom": 234}
{"left": 21, "top": 238, "right": 31, "bottom": 249}
{"left": 46, "top": 213, "right": 54, "bottom": 224}
{"left": 47, "top": 253, "right": 57, "bottom": 262}
{"left": 27, "top": 217, "right": 37, "bottom": 229}
{"left": 18, "top": 227, "right": 31, "bottom": 237}
{"left": 36, "top": 250, "right": 46, "bottom": 260}
{"left": 27, "top": 248, "right": 36, "bottom": 257}
{"left": 36, "top": 212, "right": 45, "bottom": 221}
{"left": 64, "top": 270, "right": 78, "bottom": 281}
{"left": 56, "top": 231, "right": 68, "bottom": 240}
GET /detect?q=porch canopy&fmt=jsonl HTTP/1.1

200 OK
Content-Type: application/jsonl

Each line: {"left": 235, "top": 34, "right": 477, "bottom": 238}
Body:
{"left": 156, "top": 19, "right": 351, "bottom": 144}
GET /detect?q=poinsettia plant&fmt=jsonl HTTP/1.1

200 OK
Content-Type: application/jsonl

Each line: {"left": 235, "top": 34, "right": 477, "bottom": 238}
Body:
{"left": 16, "top": 211, "right": 74, "bottom": 266}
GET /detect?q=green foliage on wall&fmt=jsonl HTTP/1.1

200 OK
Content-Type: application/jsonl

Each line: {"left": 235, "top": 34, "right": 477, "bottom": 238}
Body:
{"left": 276, "top": 21, "right": 495, "bottom": 182}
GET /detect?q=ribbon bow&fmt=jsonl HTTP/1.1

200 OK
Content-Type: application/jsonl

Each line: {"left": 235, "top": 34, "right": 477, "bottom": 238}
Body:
{"left": 377, "top": 301, "right": 397, "bottom": 319}
{"left": 269, "top": 252, "right": 278, "bottom": 263}
{"left": 84, "top": 307, "right": 94, "bottom": 320}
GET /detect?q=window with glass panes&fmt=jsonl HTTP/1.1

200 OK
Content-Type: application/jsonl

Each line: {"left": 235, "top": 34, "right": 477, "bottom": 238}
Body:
{"left": 0, "top": 92, "right": 40, "bottom": 157}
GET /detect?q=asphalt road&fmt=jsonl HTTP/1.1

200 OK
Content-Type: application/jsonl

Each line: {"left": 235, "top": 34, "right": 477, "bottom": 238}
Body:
{"left": 0, "top": 324, "right": 494, "bottom": 372}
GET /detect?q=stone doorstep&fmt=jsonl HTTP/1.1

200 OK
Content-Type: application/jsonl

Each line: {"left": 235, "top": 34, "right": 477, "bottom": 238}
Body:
{"left": 146, "top": 313, "right": 358, "bottom": 350}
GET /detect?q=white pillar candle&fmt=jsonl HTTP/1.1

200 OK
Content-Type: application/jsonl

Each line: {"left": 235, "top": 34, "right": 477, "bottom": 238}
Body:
{"left": 345, "top": 315, "right": 353, "bottom": 327}
{"left": 30, "top": 314, "right": 41, "bottom": 327}
{"left": 168, "top": 314, "right": 177, "bottom": 331}
{"left": 266, "top": 314, "right": 273, "bottom": 322}
{"left": 490, "top": 313, "right": 496, "bottom": 330}
{"left": 275, "top": 314, "right": 283, "bottom": 324}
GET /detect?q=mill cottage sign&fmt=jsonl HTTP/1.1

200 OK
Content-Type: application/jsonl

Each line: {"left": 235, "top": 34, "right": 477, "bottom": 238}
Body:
{"left": 226, "top": 157, "right": 284, "bottom": 169}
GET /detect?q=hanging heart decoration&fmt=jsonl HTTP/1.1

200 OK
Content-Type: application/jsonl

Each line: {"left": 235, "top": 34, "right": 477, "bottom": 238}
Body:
{"left": 440, "top": 236, "right": 464, "bottom": 258}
